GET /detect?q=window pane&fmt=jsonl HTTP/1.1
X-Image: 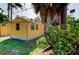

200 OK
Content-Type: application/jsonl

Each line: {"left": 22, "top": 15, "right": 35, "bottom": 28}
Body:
{"left": 16, "top": 23, "right": 20, "bottom": 30}
{"left": 31, "top": 23, "right": 34, "bottom": 30}
{"left": 36, "top": 24, "right": 38, "bottom": 30}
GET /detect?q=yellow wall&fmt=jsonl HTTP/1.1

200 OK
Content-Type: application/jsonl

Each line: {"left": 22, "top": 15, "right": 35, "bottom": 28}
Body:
{"left": 10, "top": 22, "right": 28, "bottom": 40}
{"left": 10, "top": 17, "right": 44, "bottom": 40}
{"left": 27, "top": 22, "right": 44, "bottom": 39}
{"left": 0, "top": 24, "right": 10, "bottom": 36}
{"left": 0, "top": 17, "right": 44, "bottom": 40}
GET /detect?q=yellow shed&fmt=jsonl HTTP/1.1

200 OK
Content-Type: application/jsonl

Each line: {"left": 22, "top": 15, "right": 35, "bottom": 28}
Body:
{"left": 10, "top": 17, "right": 44, "bottom": 40}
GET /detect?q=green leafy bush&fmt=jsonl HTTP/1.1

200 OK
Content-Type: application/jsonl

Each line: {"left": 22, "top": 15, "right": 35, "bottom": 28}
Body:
{"left": 36, "top": 37, "right": 49, "bottom": 49}
{"left": 45, "top": 22, "right": 79, "bottom": 55}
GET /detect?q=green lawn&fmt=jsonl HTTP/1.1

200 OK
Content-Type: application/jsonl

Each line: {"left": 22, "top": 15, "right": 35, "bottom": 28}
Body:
{"left": 0, "top": 37, "right": 49, "bottom": 55}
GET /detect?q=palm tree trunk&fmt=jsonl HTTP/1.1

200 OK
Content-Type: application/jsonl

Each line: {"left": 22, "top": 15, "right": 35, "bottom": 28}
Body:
{"left": 58, "top": 6, "right": 67, "bottom": 29}
{"left": 61, "top": 6, "right": 67, "bottom": 25}
{"left": 47, "top": 14, "right": 51, "bottom": 25}
{"left": 44, "top": 14, "right": 51, "bottom": 34}
{"left": 58, "top": 14, "right": 62, "bottom": 30}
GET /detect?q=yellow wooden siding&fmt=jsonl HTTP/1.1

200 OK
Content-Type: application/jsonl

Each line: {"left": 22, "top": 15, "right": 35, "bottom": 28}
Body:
{"left": 10, "top": 17, "right": 44, "bottom": 40}
{"left": 10, "top": 22, "right": 28, "bottom": 40}
{"left": 27, "top": 22, "right": 44, "bottom": 39}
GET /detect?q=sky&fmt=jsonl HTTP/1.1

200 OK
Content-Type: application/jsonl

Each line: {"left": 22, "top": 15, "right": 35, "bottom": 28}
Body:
{"left": 0, "top": 3, "right": 79, "bottom": 20}
{"left": 0, "top": 3, "right": 37, "bottom": 20}
{"left": 67, "top": 3, "right": 79, "bottom": 19}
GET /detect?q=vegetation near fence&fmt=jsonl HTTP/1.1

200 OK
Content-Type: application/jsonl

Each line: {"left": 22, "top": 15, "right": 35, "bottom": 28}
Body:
{"left": 44, "top": 19, "right": 79, "bottom": 55}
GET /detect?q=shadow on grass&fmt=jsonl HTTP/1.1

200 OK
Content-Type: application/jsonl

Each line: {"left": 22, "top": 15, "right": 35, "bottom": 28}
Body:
{"left": 0, "top": 38, "right": 38, "bottom": 55}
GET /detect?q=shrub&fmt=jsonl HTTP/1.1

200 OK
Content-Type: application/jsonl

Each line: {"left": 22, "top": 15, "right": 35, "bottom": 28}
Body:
{"left": 36, "top": 37, "right": 49, "bottom": 49}
{"left": 44, "top": 22, "right": 79, "bottom": 55}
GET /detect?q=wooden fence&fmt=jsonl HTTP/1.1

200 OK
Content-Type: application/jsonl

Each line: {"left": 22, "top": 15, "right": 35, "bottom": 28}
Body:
{"left": 0, "top": 24, "right": 10, "bottom": 37}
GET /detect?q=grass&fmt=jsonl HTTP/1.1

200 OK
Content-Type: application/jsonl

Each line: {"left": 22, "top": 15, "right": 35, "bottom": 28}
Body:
{"left": 0, "top": 37, "right": 49, "bottom": 55}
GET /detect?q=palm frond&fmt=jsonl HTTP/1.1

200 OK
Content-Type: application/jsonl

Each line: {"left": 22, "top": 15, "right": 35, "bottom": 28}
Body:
{"left": 0, "top": 8, "right": 4, "bottom": 12}
{"left": 14, "top": 3, "right": 23, "bottom": 9}
{"left": 32, "top": 3, "right": 69, "bottom": 24}
{"left": 12, "top": 4, "right": 17, "bottom": 9}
